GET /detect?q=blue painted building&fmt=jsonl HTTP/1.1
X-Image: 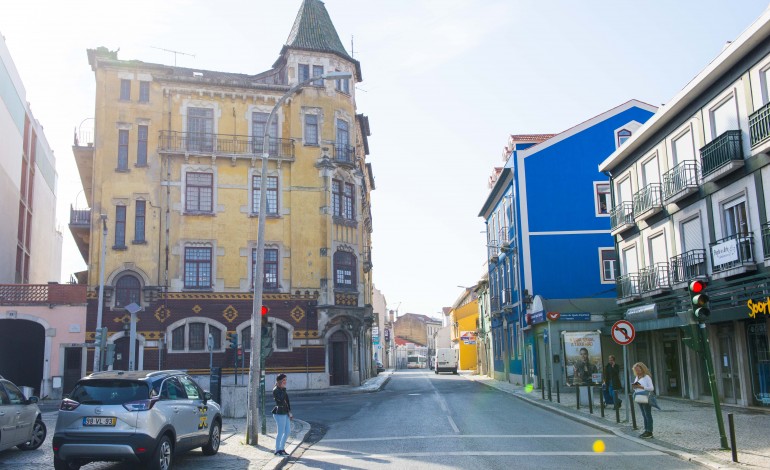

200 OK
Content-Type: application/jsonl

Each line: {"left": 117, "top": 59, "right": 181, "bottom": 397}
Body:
{"left": 478, "top": 101, "right": 656, "bottom": 386}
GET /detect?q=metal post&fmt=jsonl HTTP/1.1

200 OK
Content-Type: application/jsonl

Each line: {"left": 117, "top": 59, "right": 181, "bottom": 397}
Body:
{"left": 630, "top": 390, "right": 638, "bottom": 430}
{"left": 699, "top": 323, "right": 729, "bottom": 449}
{"left": 547, "top": 377, "right": 552, "bottom": 402}
{"left": 623, "top": 344, "right": 630, "bottom": 423}
{"left": 128, "top": 311, "right": 137, "bottom": 371}
{"left": 541, "top": 378, "right": 545, "bottom": 400}
{"left": 588, "top": 386, "right": 593, "bottom": 414}
{"left": 728, "top": 413, "right": 737, "bottom": 463}
{"left": 556, "top": 380, "right": 560, "bottom": 403}
{"left": 615, "top": 400, "right": 620, "bottom": 423}
{"left": 599, "top": 385, "right": 604, "bottom": 418}
{"left": 576, "top": 384, "right": 580, "bottom": 410}
{"left": 260, "top": 357, "right": 267, "bottom": 435}
{"left": 93, "top": 215, "right": 108, "bottom": 372}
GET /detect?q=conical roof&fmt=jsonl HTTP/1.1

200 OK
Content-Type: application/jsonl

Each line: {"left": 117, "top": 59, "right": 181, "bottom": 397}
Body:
{"left": 274, "top": 0, "right": 362, "bottom": 81}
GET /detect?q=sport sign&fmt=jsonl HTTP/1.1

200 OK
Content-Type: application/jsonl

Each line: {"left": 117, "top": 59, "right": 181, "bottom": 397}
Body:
{"left": 611, "top": 320, "right": 635, "bottom": 345}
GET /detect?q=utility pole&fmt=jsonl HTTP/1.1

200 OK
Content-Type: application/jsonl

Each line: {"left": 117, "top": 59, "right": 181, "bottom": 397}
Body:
{"left": 93, "top": 214, "right": 108, "bottom": 372}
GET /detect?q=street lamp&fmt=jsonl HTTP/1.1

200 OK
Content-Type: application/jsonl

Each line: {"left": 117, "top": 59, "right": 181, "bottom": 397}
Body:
{"left": 247, "top": 70, "right": 352, "bottom": 445}
{"left": 93, "top": 214, "right": 108, "bottom": 372}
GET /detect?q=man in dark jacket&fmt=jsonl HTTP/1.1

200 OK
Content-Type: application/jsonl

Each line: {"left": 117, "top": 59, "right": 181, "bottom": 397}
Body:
{"left": 603, "top": 355, "right": 623, "bottom": 409}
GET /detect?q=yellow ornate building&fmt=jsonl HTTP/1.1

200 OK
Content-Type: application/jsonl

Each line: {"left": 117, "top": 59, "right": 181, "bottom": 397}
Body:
{"left": 70, "top": 0, "right": 375, "bottom": 388}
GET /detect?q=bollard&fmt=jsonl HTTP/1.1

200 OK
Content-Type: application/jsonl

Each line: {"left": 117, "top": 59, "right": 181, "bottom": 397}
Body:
{"left": 629, "top": 390, "right": 637, "bottom": 430}
{"left": 556, "top": 380, "right": 560, "bottom": 404}
{"left": 541, "top": 378, "right": 545, "bottom": 400}
{"left": 615, "top": 399, "right": 620, "bottom": 423}
{"left": 599, "top": 385, "right": 604, "bottom": 418}
{"left": 576, "top": 384, "right": 580, "bottom": 410}
{"left": 728, "top": 413, "right": 738, "bottom": 463}
{"left": 547, "top": 378, "right": 552, "bottom": 402}
{"left": 588, "top": 385, "right": 593, "bottom": 414}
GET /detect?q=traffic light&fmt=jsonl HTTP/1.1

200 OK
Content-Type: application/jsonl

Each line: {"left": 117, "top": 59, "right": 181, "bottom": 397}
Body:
{"left": 261, "top": 323, "right": 274, "bottom": 359}
{"left": 104, "top": 343, "right": 116, "bottom": 367}
{"left": 689, "top": 279, "right": 710, "bottom": 321}
{"left": 227, "top": 332, "right": 239, "bottom": 349}
{"left": 94, "top": 327, "right": 107, "bottom": 350}
{"left": 261, "top": 305, "right": 269, "bottom": 316}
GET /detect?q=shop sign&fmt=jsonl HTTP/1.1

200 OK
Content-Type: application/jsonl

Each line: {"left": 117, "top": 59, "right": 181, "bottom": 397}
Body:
{"left": 460, "top": 331, "right": 477, "bottom": 345}
{"left": 712, "top": 239, "right": 738, "bottom": 266}
{"left": 747, "top": 297, "right": 770, "bottom": 319}
{"left": 625, "top": 304, "right": 657, "bottom": 321}
{"left": 562, "top": 331, "right": 602, "bottom": 386}
{"left": 559, "top": 312, "right": 591, "bottom": 321}
{"left": 384, "top": 329, "right": 390, "bottom": 341}
{"left": 529, "top": 310, "right": 546, "bottom": 325}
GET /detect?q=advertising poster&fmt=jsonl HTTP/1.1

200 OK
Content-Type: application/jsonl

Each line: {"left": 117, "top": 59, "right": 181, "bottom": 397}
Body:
{"left": 562, "top": 331, "right": 603, "bottom": 386}
{"left": 460, "top": 331, "right": 477, "bottom": 345}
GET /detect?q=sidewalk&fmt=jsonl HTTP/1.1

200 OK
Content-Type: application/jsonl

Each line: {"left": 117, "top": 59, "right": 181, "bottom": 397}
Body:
{"left": 464, "top": 373, "right": 770, "bottom": 470}
{"left": 206, "top": 369, "right": 394, "bottom": 469}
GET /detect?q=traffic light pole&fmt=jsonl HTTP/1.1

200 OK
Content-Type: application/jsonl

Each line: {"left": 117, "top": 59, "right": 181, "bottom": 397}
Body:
{"left": 698, "top": 322, "right": 729, "bottom": 449}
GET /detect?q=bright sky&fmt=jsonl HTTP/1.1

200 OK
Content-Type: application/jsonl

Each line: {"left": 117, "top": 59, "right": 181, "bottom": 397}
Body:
{"left": 1, "top": 0, "right": 768, "bottom": 319}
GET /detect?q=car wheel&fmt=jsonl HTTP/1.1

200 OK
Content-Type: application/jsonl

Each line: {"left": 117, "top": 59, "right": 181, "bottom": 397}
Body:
{"left": 18, "top": 418, "right": 46, "bottom": 450}
{"left": 202, "top": 419, "right": 221, "bottom": 455}
{"left": 149, "top": 435, "right": 173, "bottom": 470}
{"left": 53, "top": 456, "right": 81, "bottom": 470}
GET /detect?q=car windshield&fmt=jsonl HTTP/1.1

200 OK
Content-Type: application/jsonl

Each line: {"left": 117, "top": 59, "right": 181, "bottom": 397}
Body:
{"left": 70, "top": 380, "right": 149, "bottom": 405}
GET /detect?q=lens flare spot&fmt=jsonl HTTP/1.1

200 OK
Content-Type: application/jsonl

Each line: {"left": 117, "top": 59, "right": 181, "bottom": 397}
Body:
{"left": 524, "top": 384, "right": 534, "bottom": 393}
{"left": 593, "top": 439, "right": 606, "bottom": 453}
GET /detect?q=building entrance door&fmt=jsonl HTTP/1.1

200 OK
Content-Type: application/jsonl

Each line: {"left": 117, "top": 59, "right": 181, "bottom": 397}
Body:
{"left": 329, "top": 331, "right": 349, "bottom": 386}
{"left": 718, "top": 333, "right": 738, "bottom": 403}
{"left": 62, "top": 347, "right": 83, "bottom": 396}
{"left": 662, "top": 333, "right": 681, "bottom": 396}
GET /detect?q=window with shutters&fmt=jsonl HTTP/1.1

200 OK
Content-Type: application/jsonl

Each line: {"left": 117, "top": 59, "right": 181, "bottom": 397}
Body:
{"left": 710, "top": 95, "right": 739, "bottom": 139}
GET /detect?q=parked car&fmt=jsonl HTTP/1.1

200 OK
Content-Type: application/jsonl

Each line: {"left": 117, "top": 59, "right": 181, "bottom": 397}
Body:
{"left": 0, "top": 375, "right": 47, "bottom": 452}
{"left": 53, "top": 370, "right": 222, "bottom": 470}
{"left": 376, "top": 361, "right": 385, "bottom": 373}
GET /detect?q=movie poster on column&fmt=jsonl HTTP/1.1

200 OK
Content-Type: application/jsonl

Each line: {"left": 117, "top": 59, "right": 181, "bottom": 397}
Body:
{"left": 562, "top": 331, "right": 603, "bottom": 386}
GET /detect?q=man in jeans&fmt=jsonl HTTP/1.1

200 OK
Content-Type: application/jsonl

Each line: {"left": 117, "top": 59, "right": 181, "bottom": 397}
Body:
{"left": 603, "top": 355, "right": 623, "bottom": 409}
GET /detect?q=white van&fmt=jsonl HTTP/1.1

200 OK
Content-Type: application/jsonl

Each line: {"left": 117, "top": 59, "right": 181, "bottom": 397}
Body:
{"left": 434, "top": 348, "right": 458, "bottom": 374}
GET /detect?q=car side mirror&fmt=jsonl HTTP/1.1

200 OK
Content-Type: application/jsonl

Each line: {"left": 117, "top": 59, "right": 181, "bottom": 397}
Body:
{"left": 203, "top": 391, "right": 212, "bottom": 404}
{"left": 27, "top": 396, "right": 39, "bottom": 404}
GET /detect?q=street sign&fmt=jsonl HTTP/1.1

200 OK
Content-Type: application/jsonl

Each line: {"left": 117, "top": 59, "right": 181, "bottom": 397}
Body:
{"left": 546, "top": 311, "right": 560, "bottom": 321}
{"left": 611, "top": 320, "right": 636, "bottom": 345}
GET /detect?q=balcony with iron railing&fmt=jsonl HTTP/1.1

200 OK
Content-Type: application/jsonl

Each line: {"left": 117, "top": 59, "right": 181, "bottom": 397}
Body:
{"left": 158, "top": 131, "right": 295, "bottom": 159}
{"left": 616, "top": 273, "right": 640, "bottom": 302}
{"left": 638, "top": 262, "right": 671, "bottom": 295}
{"left": 710, "top": 232, "right": 757, "bottom": 278}
{"left": 490, "top": 293, "right": 501, "bottom": 313}
{"left": 700, "top": 130, "right": 744, "bottom": 183}
{"left": 749, "top": 101, "right": 770, "bottom": 149}
{"left": 662, "top": 160, "right": 700, "bottom": 203}
{"left": 363, "top": 246, "right": 373, "bottom": 272}
{"left": 333, "top": 144, "right": 355, "bottom": 165}
{"left": 69, "top": 206, "right": 91, "bottom": 226}
{"left": 669, "top": 249, "right": 707, "bottom": 285}
{"left": 500, "top": 288, "right": 513, "bottom": 308}
{"left": 633, "top": 183, "right": 663, "bottom": 222}
{"left": 762, "top": 222, "right": 770, "bottom": 262}
{"left": 610, "top": 201, "right": 634, "bottom": 236}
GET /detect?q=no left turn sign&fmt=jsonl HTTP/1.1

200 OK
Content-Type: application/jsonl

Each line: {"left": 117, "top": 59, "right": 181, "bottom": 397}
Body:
{"left": 611, "top": 320, "right": 636, "bottom": 345}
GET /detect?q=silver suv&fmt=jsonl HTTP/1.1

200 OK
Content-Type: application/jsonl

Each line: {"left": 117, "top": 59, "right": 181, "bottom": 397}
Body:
{"left": 53, "top": 370, "right": 222, "bottom": 470}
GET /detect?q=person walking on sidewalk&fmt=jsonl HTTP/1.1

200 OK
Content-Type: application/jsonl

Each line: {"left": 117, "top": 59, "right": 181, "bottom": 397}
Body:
{"left": 272, "top": 373, "right": 293, "bottom": 456}
{"left": 603, "top": 355, "right": 622, "bottom": 409}
{"left": 632, "top": 362, "right": 654, "bottom": 439}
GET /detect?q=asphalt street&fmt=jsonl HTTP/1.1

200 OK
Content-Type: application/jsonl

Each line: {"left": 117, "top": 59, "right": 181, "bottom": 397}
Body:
{"left": 284, "top": 370, "right": 701, "bottom": 470}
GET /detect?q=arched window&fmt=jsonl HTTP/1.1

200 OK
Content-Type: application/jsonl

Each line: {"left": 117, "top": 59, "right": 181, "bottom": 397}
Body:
{"left": 334, "top": 251, "right": 357, "bottom": 288}
{"left": 115, "top": 275, "right": 141, "bottom": 308}
{"left": 170, "top": 321, "right": 222, "bottom": 352}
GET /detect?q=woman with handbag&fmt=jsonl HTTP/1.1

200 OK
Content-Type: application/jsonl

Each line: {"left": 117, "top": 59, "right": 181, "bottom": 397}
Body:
{"left": 272, "top": 373, "right": 293, "bottom": 456}
{"left": 631, "top": 362, "right": 654, "bottom": 439}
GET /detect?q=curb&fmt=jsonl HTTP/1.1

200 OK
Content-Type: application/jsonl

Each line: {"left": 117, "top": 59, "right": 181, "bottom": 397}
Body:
{"left": 467, "top": 377, "right": 738, "bottom": 470}
{"left": 264, "top": 418, "right": 311, "bottom": 470}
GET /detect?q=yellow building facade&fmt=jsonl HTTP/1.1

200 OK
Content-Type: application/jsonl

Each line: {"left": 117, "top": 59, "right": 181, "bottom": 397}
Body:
{"left": 70, "top": 0, "right": 375, "bottom": 388}
{"left": 450, "top": 290, "right": 479, "bottom": 371}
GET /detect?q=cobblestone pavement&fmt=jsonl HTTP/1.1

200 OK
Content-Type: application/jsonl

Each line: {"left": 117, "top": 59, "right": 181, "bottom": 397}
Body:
{"left": 464, "top": 374, "right": 770, "bottom": 470}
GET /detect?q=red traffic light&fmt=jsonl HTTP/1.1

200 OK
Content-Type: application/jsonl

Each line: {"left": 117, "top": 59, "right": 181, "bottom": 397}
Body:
{"left": 689, "top": 280, "right": 706, "bottom": 294}
{"left": 261, "top": 305, "right": 269, "bottom": 316}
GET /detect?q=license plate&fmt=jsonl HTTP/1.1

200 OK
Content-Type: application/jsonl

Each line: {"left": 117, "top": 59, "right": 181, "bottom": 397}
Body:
{"left": 83, "top": 417, "right": 116, "bottom": 426}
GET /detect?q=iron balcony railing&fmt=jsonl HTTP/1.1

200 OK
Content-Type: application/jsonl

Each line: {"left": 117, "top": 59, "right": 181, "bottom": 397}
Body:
{"left": 70, "top": 206, "right": 91, "bottom": 226}
{"left": 158, "top": 131, "right": 295, "bottom": 158}
{"left": 710, "top": 232, "right": 755, "bottom": 273}
{"left": 638, "top": 262, "right": 671, "bottom": 293}
{"left": 700, "top": 130, "right": 743, "bottom": 178}
{"left": 669, "top": 249, "right": 707, "bottom": 284}
{"left": 610, "top": 201, "right": 634, "bottom": 232}
{"left": 633, "top": 183, "right": 663, "bottom": 216}
{"left": 490, "top": 293, "right": 500, "bottom": 312}
{"left": 662, "top": 160, "right": 699, "bottom": 200}
{"left": 333, "top": 144, "right": 355, "bottom": 164}
{"left": 749, "top": 101, "right": 770, "bottom": 148}
{"left": 500, "top": 288, "right": 513, "bottom": 307}
{"left": 498, "top": 227, "right": 510, "bottom": 249}
{"left": 763, "top": 222, "right": 770, "bottom": 259}
{"left": 616, "top": 273, "right": 640, "bottom": 299}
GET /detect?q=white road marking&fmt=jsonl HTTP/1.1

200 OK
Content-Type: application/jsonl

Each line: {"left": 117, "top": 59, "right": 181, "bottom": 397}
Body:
{"left": 296, "top": 451, "right": 665, "bottom": 461}
{"left": 322, "top": 434, "right": 612, "bottom": 442}
{"left": 447, "top": 416, "right": 459, "bottom": 433}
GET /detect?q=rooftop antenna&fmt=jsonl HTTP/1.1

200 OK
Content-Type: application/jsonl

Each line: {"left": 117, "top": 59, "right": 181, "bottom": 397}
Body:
{"left": 150, "top": 46, "right": 196, "bottom": 66}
